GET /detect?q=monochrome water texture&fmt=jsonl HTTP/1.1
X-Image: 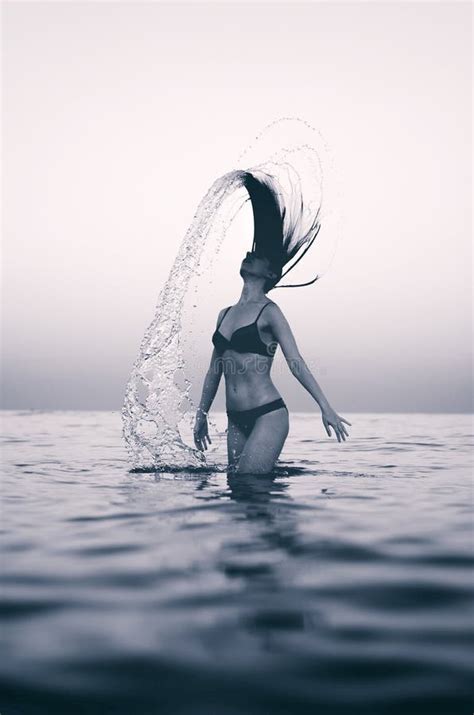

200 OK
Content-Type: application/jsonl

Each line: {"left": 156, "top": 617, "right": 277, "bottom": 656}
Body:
{"left": 2, "top": 411, "right": 473, "bottom": 714}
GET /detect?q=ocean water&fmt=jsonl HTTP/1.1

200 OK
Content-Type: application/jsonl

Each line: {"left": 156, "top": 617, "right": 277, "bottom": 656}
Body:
{"left": 1, "top": 410, "right": 473, "bottom": 715}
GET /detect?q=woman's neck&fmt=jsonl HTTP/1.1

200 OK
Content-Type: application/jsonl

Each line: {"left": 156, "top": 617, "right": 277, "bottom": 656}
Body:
{"left": 238, "top": 279, "right": 267, "bottom": 305}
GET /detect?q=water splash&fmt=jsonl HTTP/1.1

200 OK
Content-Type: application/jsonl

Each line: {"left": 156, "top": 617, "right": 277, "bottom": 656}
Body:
{"left": 122, "top": 118, "right": 341, "bottom": 470}
{"left": 122, "top": 170, "right": 247, "bottom": 470}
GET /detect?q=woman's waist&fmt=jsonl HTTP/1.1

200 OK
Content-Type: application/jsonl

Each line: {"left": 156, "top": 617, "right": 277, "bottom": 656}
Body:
{"left": 224, "top": 380, "right": 281, "bottom": 412}
{"left": 227, "top": 396, "right": 286, "bottom": 416}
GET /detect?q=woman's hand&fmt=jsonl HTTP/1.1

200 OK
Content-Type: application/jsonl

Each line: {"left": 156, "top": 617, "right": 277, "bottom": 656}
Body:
{"left": 193, "top": 409, "right": 212, "bottom": 451}
{"left": 321, "top": 406, "right": 351, "bottom": 443}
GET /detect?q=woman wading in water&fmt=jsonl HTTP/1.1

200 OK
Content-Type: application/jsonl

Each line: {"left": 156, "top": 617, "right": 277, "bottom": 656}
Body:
{"left": 193, "top": 173, "right": 351, "bottom": 474}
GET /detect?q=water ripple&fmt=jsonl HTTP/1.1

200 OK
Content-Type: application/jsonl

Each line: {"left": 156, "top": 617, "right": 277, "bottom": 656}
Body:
{"left": 1, "top": 410, "right": 472, "bottom": 715}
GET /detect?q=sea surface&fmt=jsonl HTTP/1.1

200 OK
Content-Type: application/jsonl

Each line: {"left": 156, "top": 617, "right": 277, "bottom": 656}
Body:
{"left": 1, "top": 410, "right": 473, "bottom": 715}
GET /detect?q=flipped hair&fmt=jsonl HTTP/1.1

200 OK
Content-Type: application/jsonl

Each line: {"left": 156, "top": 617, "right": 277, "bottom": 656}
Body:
{"left": 243, "top": 171, "right": 321, "bottom": 290}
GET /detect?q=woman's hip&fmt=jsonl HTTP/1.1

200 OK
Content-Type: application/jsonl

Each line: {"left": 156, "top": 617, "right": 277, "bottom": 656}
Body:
{"left": 226, "top": 398, "right": 288, "bottom": 439}
{"left": 226, "top": 397, "right": 287, "bottom": 422}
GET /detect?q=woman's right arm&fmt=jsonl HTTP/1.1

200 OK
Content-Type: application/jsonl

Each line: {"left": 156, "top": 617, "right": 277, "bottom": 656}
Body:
{"left": 197, "top": 346, "right": 224, "bottom": 417}
{"left": 194, "top": 310, "right": 225, "bottom": 451}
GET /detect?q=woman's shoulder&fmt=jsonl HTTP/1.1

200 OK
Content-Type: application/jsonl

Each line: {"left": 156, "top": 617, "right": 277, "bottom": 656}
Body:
{"left": 215, "top": 305, "right": 232, "bottom": 325}
{"left": 263, "top": 300, "right": 289, "bottom": 328}
{"left": 264, "top": 299, "right": 283, "bottom": 316}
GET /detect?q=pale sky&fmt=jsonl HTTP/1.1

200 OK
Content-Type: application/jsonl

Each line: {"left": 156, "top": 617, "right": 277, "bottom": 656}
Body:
{"left": 2, "top": 1, "right": 472, "bottom": 412}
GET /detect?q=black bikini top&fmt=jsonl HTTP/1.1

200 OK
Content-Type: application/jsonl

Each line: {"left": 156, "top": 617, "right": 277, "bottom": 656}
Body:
{"left": 212, "top": 302, "right": 278, "bottom": 357}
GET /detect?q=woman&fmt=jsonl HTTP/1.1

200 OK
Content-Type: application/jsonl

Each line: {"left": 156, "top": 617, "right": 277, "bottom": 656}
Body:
{"left": 193, "top": 247, "right": 351, "bottom": 474}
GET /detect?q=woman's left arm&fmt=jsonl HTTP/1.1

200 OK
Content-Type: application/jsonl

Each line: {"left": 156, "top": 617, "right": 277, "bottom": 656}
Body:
{"left": 267, "top": 303, "right": 352, "bottom": 442}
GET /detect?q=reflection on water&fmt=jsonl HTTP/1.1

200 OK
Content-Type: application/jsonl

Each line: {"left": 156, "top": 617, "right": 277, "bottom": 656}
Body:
{"left": 224, "top": 472, "right": 314, "bottom": 642}
{"left": 1, "top": 410, "right": 473, "bottom": 715}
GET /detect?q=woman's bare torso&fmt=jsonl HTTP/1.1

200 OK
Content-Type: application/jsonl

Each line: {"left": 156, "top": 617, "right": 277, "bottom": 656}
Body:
{"left": 218, "top": 305, "right": 281, "bottom": 411}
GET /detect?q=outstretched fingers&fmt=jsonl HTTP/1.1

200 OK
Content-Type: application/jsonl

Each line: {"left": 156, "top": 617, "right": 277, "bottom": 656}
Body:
{"left": 323, "top": 413, "right": 351, "bottom": 443}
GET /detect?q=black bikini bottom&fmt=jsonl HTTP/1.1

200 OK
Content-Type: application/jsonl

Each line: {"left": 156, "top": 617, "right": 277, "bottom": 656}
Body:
{"left": 226, "top": 397, "right": 287, "bottom": 438}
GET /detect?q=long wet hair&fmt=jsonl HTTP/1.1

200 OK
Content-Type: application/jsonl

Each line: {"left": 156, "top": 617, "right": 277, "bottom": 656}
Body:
{"left": 242, "top": 171, "right": 321, "bottom": 291}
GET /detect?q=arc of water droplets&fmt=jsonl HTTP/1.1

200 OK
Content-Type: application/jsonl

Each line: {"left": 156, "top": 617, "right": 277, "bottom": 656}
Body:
{"left": 122, "top": 170, "right": 248, "bottom": 471}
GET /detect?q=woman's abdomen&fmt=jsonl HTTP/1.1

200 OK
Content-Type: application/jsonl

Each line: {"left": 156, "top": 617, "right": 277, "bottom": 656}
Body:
{"left": 222, "top": 355, "right": 281, "bottom": 411}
